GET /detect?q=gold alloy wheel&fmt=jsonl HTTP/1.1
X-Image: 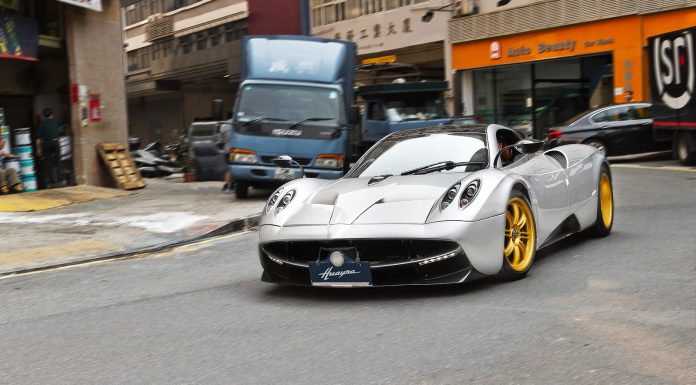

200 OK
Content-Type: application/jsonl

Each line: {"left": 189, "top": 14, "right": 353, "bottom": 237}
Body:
{"left": 504, "top": 197, "right": 536, "bottom": 272}
{"left": 600, "top": 173, "right": 613, "bottom": 228}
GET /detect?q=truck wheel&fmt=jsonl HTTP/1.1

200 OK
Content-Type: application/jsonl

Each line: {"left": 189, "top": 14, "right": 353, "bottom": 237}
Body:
{"left": 234, "top": 181, "right": 249, "bottom": 199}
{"left": 675, "top": 133, "right": 696, "bottom": 165}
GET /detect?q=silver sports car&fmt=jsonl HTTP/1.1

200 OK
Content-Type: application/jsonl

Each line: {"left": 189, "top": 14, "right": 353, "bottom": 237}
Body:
{"left": 258, "top": 124, "right": 614, "bottom": 287}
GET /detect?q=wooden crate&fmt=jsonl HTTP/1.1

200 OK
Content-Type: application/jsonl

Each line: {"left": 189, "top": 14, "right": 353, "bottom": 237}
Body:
{"left": 96, "top": 143, "right": 146, "bottom": 190}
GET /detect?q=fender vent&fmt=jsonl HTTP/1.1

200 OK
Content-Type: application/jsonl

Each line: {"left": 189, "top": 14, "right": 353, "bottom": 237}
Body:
{"left": 545, "top": 151, "right": 568, "bottom": 168}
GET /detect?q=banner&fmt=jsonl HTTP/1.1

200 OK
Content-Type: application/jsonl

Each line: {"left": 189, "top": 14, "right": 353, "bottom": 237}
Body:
{"left": 57, "top": 0, "right": 102, "bottom": 12}
{"left": 0, "top": 15, "right": 38, "bottom": 61}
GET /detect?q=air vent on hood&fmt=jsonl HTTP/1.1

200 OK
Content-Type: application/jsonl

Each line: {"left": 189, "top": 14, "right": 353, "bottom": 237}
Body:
{"left": 368, "top": 175, "right": 391, "bottom": 185}
{"left": 545, "top": 151, "right": 568, "bottom": 168}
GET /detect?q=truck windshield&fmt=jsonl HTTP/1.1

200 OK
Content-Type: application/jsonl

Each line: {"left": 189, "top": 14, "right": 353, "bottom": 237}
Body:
{"left": 384, "top": 94, "right": 448, "bottom": 123}
{"left": 236, "top": 84, "right": 340, "bottom": 124}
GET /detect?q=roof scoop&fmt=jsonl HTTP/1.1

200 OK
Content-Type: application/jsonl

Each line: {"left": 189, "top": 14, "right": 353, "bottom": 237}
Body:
{"left": 368, "top": 174, "right": 392, "bottom": 185}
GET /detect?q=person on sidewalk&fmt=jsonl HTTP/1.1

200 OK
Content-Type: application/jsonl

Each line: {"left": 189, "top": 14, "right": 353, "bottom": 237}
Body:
{"left": 220, "top": 114, "right": 235, "bottom": 192}
{"left": 36, "top": 108, "right": 63, "bottom": 188}
{"left": 0, "top": 138, "right": 23, "bottom": 194}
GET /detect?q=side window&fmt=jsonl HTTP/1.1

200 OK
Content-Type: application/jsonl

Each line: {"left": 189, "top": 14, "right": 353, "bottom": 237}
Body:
{"left": 613, "top": 106, "right": 632, "bottom": 121}
{"left": 592, "top": 110, "right": 611, "bottom": 123}
{"left": 632, "top": 106, "right": 652, "bottom": 119}
{"left": 367, "top": 101, "right": 385, "bottom": 120}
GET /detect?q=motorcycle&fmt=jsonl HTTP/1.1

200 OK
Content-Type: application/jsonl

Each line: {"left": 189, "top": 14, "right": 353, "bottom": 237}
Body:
{"left": 132, "top": 140, "right": 182, "bottom": 178}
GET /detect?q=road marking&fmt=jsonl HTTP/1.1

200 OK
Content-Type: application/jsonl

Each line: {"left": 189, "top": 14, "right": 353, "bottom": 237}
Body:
{"left": 612, "top": 164, "right": 696, "bottom": 173}
{"left": 0, "top": 230, "right": 252, "bottom": 281}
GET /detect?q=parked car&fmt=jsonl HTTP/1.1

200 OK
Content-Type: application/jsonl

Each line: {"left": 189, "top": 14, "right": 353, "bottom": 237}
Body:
{"left": 546, "top": 103, "right": 654, "bottom": 156}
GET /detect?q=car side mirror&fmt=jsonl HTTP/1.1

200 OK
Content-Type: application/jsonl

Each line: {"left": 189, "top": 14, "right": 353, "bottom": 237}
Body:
{"left": 513, "top": 139, "right": 544, "bottom": 154}
{"left": 272, "top": 155, "right": 293, "bottom": 168}
{"left": 349, "top": 105, "right": 360, "bottom": 125}
{"left": 272, "top": 155, "right": 306, "bottom": 178}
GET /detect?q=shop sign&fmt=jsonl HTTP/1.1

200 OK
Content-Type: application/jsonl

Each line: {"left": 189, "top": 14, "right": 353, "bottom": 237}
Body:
{"left": 490, "top": 42, "right": 501, "bottom": 59}
{"left": 584, "top": 38, "right": 615, "bottom": 48}
{"left": 89, "top": 94, "right": 102, "bottom": 122}
{"left": 362, "top": 55, "right": 397, "bottom": 65}
{"left": 0, "top": 15, "right": 38, "bottom": 61}
{"left": 650, "top": 28, "right": 694, "bottom": 110}
{"left": 56, "top": 0, "right": 102, "bottom": 12}
{"left": 313, "top": 5, "right": 448, "bottom": 55}
{"left": 537, "top": 40, "right": 576, "bottom": 54}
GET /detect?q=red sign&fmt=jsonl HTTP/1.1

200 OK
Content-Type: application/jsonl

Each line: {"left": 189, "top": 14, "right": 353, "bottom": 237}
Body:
{"left": 89, "top": 94, "right": 101, "bottom": 122}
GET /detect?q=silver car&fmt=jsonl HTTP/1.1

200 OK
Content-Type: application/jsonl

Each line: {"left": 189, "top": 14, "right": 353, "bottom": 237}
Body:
{"left": 258, "top": 124, "right": 614, "bottom": 287}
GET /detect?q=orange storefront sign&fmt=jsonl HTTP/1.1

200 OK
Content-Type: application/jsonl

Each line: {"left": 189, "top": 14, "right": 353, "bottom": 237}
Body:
{"left": 452, "top": 16, "right": 644, "bottom": 103}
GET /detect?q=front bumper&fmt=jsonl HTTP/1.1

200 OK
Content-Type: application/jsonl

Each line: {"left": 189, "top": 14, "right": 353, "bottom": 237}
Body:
{"left": 230, "top": 164, "right": 343, "bottom": 186}
{"left": 258, "top": 215, "right": 506, "bottom": 286}
{"left": 260, "top": 242, "right": 475, "bottom": 287}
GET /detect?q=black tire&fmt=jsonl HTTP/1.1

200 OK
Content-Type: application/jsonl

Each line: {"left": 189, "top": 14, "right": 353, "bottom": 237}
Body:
{"left": 234, "top": 180, "right": 249, "bottom": 199}
{"left": 588, "top": 165, "right": 613, "bottom": 237}
{"left": 496, "top": 190, "right": 537, "bottom": 281}
{"left": 584, "top": 139, "right": 607, "bottom": 156}
{"left": 675, "top": 132, "right": 696, "bottom": 165}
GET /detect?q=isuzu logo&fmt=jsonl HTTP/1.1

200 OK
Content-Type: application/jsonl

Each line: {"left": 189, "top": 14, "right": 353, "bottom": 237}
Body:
{"left": 653, "top": 31, "right": 694, "bottom": 110}
{"left": 272, "top": 129, "right": 302, "bottom": 136}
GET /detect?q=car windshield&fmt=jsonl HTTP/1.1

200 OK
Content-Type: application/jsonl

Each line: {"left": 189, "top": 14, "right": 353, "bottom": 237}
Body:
{"left": 384, "top": 94, "right": 448, "bottom": 122}
{"left": 236, "top": 84, "right": 340, "bottom": 123}
{"left": 347, "top": 132, "right": 488, "bottom": 178}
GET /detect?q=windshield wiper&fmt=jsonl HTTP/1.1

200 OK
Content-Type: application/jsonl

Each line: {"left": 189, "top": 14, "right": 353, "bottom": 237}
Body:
{"left": 401, "top": 161, "right": 485, "bottom": 175}
{"left": 287, "top": 117, "right": 334, "bottom": 130}
{"left": 241, "top": 117, "right": 287, "bottom": 127}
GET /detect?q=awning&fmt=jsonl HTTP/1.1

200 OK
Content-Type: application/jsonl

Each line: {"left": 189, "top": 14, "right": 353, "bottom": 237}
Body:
{"left": 57, "top": 0, "right": 102, "bottom": 12}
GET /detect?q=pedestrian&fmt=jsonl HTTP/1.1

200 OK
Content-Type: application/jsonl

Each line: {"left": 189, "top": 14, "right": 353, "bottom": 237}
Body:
{"left": 0, "top": 138, "right": 23, "bottom": 194}
{"left": 36, "top": 108, "right": 63, "bottom": 188}
{"left": 624, "top": 89, "right": 634, "bottom": 103}
{"left": 220, "top": 113, "right": 235, "bottom": 192}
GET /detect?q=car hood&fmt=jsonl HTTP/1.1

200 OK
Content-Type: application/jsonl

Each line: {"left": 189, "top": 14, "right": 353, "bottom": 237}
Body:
{"left": 279, "top": 173, "right": 468, "bottom": 226}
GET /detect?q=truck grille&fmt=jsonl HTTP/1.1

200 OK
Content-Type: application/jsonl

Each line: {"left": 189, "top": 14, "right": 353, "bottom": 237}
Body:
{"left": 260, "top": 156, "right": 312, "bottom": 166}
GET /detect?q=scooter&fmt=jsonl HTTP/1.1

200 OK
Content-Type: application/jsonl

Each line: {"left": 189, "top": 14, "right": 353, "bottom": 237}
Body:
{"left": 132, "top": 140, "right": 182, "bottom": 177}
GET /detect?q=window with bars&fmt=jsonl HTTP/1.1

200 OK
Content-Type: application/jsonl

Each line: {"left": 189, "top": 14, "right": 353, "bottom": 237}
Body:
{"left": 126, "top": 46, "right": 152, "bottom": 71}
{"left": 311, "top": 0, "right": 348, "bottom": 27}
{"left": 195, "top": 31, "right": 207, "bottom": 51}
{"left": 178, "top": 35, "right": 193, "bottom": 54}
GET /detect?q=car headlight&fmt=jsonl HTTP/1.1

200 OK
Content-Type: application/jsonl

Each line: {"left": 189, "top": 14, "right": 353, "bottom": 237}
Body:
{"left": 266, "top": 187, "right": 283, "bottom": 214}
{"left": 315, "top": 154, "right": 344, "bottom": 168}
{"left": 275, "top": 189, "right": 296, "bottom": 214}
{"left": 459, "top": 179, "right": 481, "bottom": 208}
{"left": 228, "top": 148, "right": 257, "bottom": 163}
{"left": 440, "top": 182, "right": 460, "bottom": 211}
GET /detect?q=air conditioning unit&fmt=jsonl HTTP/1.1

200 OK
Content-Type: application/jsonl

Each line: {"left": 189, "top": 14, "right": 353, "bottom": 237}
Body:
{"left": 147, "top": 13, "right": 163, "bottom": 22}
{"left": 455, "top": 0, "right": 479, "bottom": 16}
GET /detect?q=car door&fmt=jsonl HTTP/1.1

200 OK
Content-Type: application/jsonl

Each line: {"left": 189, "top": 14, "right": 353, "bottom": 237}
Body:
{"left": 627, "top": 104, "right": 654, "bottom": 153}
{"left": 363, "top": 101, "right": 389, "bottom": 143}
{"left": 592, "top": 106, "right": 645, "bottom": 155}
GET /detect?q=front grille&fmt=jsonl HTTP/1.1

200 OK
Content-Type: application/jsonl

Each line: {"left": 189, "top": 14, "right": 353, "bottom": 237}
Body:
{"left": 262, "top": 240, "right": 461, "bottom": 264}
{"left": 260, "top": 156, "right": 312, "bottom": 166}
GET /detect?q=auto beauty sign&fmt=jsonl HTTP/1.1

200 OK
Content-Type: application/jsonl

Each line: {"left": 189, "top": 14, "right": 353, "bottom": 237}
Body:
{"left": 0, "top": 15, "right": 38, "bottom": 61}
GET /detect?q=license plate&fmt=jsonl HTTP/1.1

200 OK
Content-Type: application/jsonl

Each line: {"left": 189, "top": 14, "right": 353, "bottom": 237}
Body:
{"left": 309, "top": 249, "right": 372, "bottom": 287}
{"left": 274, "top": 167, "right": 294, "bottom": 180}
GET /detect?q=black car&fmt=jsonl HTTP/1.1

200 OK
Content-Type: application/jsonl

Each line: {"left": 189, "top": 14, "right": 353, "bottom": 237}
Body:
{"left": 546, "top": 103, "right": 654, "bottom": 156}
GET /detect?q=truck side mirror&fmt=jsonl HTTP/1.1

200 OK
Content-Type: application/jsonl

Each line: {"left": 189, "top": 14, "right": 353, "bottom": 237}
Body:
{"left": 349, "top": 105, "right": 360, "bottom": 125}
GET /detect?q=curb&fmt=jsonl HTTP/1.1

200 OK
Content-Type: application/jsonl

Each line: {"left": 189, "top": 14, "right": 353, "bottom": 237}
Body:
{"left": 0, "top": 213, "right": 261, "bottom": 279}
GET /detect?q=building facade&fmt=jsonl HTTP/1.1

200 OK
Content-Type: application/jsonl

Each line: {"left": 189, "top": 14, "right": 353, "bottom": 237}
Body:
{"left": 121, "top": 0, "right": 248, "bottom": 145}
{"left": 0, "top": 0, "right": 128, "bottom": 187}
{"left": 449, "top": 0, "right": 696, "bottom": 138}
{"left": 311, "top": 0, "right": 456, "bottom": 108}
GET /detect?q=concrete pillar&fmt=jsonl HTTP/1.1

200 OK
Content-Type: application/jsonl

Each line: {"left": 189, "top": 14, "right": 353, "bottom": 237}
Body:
{"left": 65, "top": 1, "right": 128, "bottom": 186}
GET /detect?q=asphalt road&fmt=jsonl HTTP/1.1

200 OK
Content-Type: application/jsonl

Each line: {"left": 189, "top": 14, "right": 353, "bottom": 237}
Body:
{"left": 1, "top": 163, "right": 695, "bottom": 385}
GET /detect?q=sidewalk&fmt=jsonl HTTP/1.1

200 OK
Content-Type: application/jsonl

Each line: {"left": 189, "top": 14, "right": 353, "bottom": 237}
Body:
{"left": 0, "top": 177, "right": 268, "bottom": 276}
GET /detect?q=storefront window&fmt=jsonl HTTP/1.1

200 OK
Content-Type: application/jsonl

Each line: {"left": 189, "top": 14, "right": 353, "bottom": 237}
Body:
{"left": 469, "top": 54, "right": 613, "bottom": 138}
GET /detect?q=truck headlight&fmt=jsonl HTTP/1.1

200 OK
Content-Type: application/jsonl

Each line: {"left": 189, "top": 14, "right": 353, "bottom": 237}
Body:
{"left": 315, "top": 154, "right": 344, "bottom": 168}
{"left": 228, "top": 148, "right": 257, "bottom": 163}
